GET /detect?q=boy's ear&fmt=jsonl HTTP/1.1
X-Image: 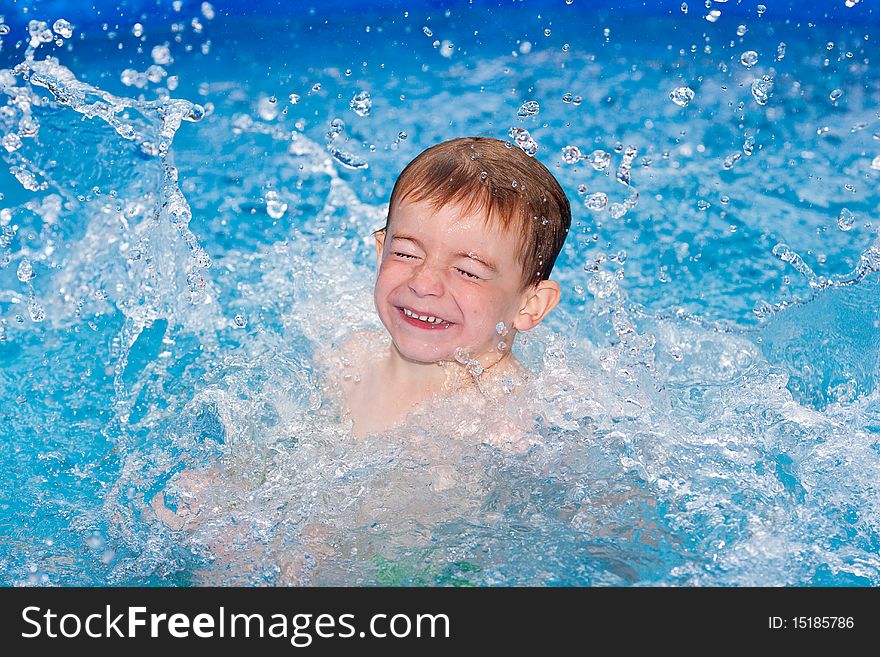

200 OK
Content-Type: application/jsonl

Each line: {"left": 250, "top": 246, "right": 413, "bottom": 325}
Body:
{"left": 374, "top": 229, "right": 386, "bottom": 266}
{"left": 513, "top": 280, "right": 561, "bottom": 331}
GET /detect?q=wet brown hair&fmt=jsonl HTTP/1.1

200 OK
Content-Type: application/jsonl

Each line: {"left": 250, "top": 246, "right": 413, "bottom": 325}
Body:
{"left": 380, "top": 136, "right": 571, "bottom": 289}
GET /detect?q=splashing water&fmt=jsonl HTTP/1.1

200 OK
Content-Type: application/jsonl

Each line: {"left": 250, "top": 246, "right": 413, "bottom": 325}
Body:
{"left": 2, "top": 2, "right": 880, "bottom": 588}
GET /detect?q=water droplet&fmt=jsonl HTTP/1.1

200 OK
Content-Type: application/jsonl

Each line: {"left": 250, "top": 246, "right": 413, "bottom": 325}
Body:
{"left": 609, "top": 203, "right": 626, "bottom": 219}
{"left": 508, "top": 127, "right": 538, "bottom": 156}
{"left": 589, "top": 150, "right": 611, "bottom": 171}
{"left": 829, "top": 89, "right": 843, "bottom": 102}
{"left": 495, "top": 321, "right": 509, "bottom": 336}
{"left": 479, "top": 171, "right": 488, "bottom": 181}
{"left": 743, "top": 134, "right": 755, "bottom": 155}
{"left": 670, "top": 86, "right": 695, "bottom": 107}
{"left": 2, "top": 133, "right": 22, "bottom": 153}
{"left": 585, "top": 192, "right": 608, "bottom": 211}
{"left": 201, "top": 2, "right": 216, "bottom": 19}
{"left": 561, "top": 145, "right": 583, "bottom": 164}
{"left": 871, "top": 155, "right": 880, "bottom": 170}
{"left": 562, "top": 92, "right": 573, "bottom": 103}
{"left": 423, "top": 26, "right": 433, "bottom": 37}
{"left": 680, "top": 2, "right": 688, "bottom": 13}
{"left": 17, "top": 258, "right": 35, "bottom": 282}
{"left": 398, "top": 131, "right": 407, "bottom": 140}
{"left": 257, "top": 95, "right": 278, "bottom": 120}
{"left": 517, "top": 100, "right": 540, "bottom": 118}
{"left": 740, "top": 50, "right": 758, "bottom": 67}
{"left": 705, "top": 10, "right": 721, "bottom": 22}
{"left": 288, "top": 93, "right": 300, "bottom": 104}
{"left": 776, "top": 42, "right": 786, "bottom": 60}
{"left": 736, "top": 24, "right": 747, "bottom": 37}
{"left": 151, "top": 43, "right": 172, "bottom": 65}
{"left": 757, "top": 4, "right": 767, "bottom": 15}
{"left": 233, "top": 314, "right": 247, "bottom": 328}
{"left": 723, "top": 152, "right": 742, "bottom": 169}
{"left": 350, "top": 90, "right": 372, "bottom": 117}
{"left": 751, "top": 76, "right": 773, "bottom": 105}
{"left": 837, "top": 208, "right": 856, "bottom": 231}
{"left": 52, "top": 19, "right": 73, "bottom": 39}
{"left": 543, "top": 28, "right": 551, "bottom": 37}
{"left": 28, "top": 298, "right": 45, "bottom": 322}
{"left": 265, "top": 190, "right": 287, "bottom": 219}
{"left": 497, "top": 341, "right": 508, "bottom": 351}
{"left": 697, "top": 199, "right": 711, "bottom": 210}
{"left": 845, "top": 0, "right": 861, "bottom": 6}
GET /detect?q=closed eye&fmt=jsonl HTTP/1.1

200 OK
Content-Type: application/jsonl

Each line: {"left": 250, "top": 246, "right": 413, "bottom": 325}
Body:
{"left": 455, "top": 268, "right": 481, "bottom": 280}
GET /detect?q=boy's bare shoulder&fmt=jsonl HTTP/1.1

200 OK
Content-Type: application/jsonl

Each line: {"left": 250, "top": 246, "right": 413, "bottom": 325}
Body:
{"left": 313, "top": 328, "right": 388, "bottom": 399}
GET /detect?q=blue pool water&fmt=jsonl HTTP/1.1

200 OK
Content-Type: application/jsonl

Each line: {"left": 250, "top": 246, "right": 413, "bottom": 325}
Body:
{"left": 1, "top": 0, "right": 879, "bottom": 585}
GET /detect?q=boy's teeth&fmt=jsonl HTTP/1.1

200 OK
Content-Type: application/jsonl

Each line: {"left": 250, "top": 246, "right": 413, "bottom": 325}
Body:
{"left": 403, "top": 307, "right": 445, "bottom": 324}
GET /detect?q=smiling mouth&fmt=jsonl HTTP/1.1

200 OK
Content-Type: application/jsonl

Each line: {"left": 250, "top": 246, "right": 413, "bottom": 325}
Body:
{"left": 397, "top": 306, "right": 455, "bottom": 329}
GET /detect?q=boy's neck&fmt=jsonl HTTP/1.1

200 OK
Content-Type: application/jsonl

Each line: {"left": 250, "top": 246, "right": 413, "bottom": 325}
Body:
{"left": 385, "top": 341, "right": 520, "bottom": 395}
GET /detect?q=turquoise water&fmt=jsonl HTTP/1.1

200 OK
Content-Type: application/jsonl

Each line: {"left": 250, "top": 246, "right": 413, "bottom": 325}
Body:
{"left": 1, "top": 0, "right": 879, "bottom": 585}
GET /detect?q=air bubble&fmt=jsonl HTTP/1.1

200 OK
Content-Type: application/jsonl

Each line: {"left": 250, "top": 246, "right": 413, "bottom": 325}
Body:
{"left": 829, "top": 89, "right": 843, "bottom": 102}
{"left": 233, "top": 314, "right": 248, "bottom": 328}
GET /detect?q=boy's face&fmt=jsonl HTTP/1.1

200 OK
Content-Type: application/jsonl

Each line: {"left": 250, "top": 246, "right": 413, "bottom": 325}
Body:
{"left": 374, "top": 197, "right": 532, "bottom": 366}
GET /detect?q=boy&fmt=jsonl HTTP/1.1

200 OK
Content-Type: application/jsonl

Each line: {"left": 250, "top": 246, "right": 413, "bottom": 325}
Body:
{"left": 322, "top": 136, "right": 571, "bottom": 440}
{"left": 150, "top": 137, "right": 572, "bottom": 580}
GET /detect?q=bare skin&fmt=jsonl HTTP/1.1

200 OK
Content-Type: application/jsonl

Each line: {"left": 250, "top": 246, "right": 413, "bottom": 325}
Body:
{"left": 333, "top": 334, "right": 528, "bottom": 439}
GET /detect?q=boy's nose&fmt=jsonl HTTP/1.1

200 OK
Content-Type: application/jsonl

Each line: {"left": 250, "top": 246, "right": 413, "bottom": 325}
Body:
{"left": 408, "top": 263, "right": 444, "bottom": 297}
